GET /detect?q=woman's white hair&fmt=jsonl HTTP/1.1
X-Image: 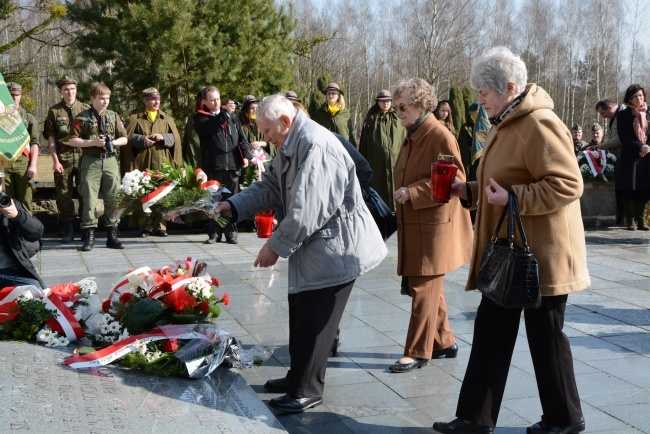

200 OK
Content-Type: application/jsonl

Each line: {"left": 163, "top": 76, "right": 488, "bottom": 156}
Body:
{"left": 392, "top": 78, "right": 437, "bottom": 112}
{"left": 470, "top": 47, "right": 528, "bottom": 95}
{"left": 257, "top": 94, "right": 297, "bottom": 122}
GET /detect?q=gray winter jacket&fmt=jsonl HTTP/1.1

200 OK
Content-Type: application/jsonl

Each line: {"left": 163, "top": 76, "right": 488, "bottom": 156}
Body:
{"left": 228, "top": 110, "right": 387, "bottom": 293}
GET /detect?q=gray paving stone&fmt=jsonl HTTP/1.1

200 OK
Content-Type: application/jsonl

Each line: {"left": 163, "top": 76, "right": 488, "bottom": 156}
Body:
{"left": 576, "top": 372, "right": 648, "bottom": 407}
{"left": 598, "top": 403, "right": 650, "bottom": 433}
{"left": 584, "top": 355, "right": 650, "bottom": 388}
{"left": 601, "top": 333, "right": 650, "bottom": 355}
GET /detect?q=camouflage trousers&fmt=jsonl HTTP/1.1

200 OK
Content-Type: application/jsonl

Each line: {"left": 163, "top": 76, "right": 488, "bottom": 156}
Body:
{"left": 54, "top": 151, "right": 83, "bottom": 223}
{"left": 4, "top": 154, "right": 34, "bottom": 215}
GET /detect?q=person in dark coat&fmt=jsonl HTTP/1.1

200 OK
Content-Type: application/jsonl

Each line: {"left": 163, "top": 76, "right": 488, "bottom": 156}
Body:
{"left": 358, "top": 90, "right": 406, "bottom": 210}
{"left": 615, "top": 84, "right": 650, "bottom": 230}
{"left": 457, "top": 102, "right": 478, "bottom": 181}
{"left": 0, "top": 196, "right": 44, "bottom": 288}
{"left": 194, "top": 86, "right": 252, "bottom": 244}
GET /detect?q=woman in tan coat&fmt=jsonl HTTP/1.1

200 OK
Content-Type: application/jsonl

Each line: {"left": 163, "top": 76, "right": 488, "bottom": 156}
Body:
{"left": 389, "top": 78, "right": 473, "bottom": 373}
{"left": 434, "top": 47, "right": 590, "bottom": 434}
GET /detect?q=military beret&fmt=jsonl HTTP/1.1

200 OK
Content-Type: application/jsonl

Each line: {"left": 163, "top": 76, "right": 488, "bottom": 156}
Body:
{"left": 571, "top": 124, "right": 582, "bottom": 131}
{"left": 591, "top": 123, "right": 603, "bottom": 132}
{"left": 323, "top": 82, "right": 343, "bottom": 95}
{"left": 376, "top": 89, "right": 392, "bottom": 100}
{"left": 285, "top": 91, "right": 301, "bottom": 102}
{"left": 56, "top": 76, "right": 76, "bottom": 88}
{"left": 468, "top": 102, "right": 479, "bottom": 112}
{"left": 242, "top": 95, "right": 259, "bottom": 108}
{"left": 142, "top": 87, "right": 160, "bottom": 98}
{"left": 6, "top": 82, "right": 22, "bottom": 93}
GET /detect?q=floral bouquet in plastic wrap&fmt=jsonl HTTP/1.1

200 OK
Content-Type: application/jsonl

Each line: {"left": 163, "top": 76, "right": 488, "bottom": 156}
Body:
{"left": 111, "top": 161, "right": 230, "bottom": 227}
{"left": 63, "top": 258, "right": 269, "bottom": 378}
{"left": 577, "top": 149, "right": 616, "bottom": 182}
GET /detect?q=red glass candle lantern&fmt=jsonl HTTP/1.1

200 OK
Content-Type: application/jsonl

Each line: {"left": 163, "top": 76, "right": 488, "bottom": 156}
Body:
{"left": 431, "top": 154, "right": 458, "bottom": 203}
{"left": 255, "top": 211, "right": 275, "bottom": 238}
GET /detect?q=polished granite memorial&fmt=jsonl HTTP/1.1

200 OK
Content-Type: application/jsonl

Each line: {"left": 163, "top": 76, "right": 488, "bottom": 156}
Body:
{"left": 0, "top": 340, "right": 285, "bottom": 433}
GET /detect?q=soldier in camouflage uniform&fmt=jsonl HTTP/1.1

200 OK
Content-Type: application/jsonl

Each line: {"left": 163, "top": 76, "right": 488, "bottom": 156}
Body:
{"left": 4, "top": 83, "right": 40, "bottom": 215}
{"left": 43, "top": 77, "right": 88, "bottom": 242}
{"left": 122, "top": 87, "right": 182, "bottom": 237}
{"left": 69, "top": 82, "right": 128, "bottom": 252}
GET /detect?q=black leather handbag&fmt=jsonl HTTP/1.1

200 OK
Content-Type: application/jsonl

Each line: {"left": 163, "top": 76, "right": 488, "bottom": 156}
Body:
{"left": 477, "top": 193, "right": 541, "bottom": 309}
{"left": 362, "top": 187, "right": 397, "bottom": 241}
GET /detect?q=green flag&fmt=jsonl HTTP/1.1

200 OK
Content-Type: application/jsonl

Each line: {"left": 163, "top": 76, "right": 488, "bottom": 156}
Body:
{"left": 471, "top": 105, "right": 491, "bottom": 165}
{"left": 0, "top": 74, "right": 29, "bottom": 162}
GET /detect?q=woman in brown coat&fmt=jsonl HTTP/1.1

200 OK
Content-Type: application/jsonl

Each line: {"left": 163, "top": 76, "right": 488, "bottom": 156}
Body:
{"left": 389, "top": 78, "right": 473, "bottom": 373}
{"left": 434, "top": 47, "right": 590, "bottom": 434}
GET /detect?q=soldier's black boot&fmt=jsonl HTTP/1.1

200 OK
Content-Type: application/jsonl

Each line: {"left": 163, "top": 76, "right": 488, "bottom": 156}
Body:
{"left": 106, "top": 227, "right": 125, "bottom": 249}
{"left": 62, "top": 222, "right": 74, "bottom": 243}
{"left": 80, "top": 229, "right": 95, "bottom": 252}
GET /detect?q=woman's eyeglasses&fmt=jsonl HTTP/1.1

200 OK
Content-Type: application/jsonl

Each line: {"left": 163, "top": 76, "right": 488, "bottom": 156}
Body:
{"left": 396, "top": 103, "right": 413, "bottom": 112}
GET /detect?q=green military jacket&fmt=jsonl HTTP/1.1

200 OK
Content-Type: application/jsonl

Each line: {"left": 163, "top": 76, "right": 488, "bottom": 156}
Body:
{"left": 243, "top": 121, "right": 276, "bottom": 158}
{"left": 121, "top": 109, "right": 182, "bottom": 174}
{"left": 43, "top": 99, "right": 90, "bottom": 152}
{"left": 17, "top": 107, "right": 40, "bottom": 147}
{"left": 312, "top": 104, "right": 356, "bottom": 146}
{"left": 69, "top": 108, "right": 127, "bottom": 155}
{"left": 358, "top": 106, "right": 406, "bottom": 210}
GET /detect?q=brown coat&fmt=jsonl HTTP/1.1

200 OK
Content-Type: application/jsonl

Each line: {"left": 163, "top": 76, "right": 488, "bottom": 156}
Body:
{"left": 467, "top": 84, "right": 591, "bottom": 296}
{"left": 122, "top": 109, "right": 182, "bottom": 174}
{"left": 394, "top": 114, "right": 473, "bottom": 276}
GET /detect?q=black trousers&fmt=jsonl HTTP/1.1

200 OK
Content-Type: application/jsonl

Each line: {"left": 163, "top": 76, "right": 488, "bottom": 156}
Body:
{"left": 285, "top": 280, "right": 354, "bottom": 398}
{"left": 206, "top": 169, "right": 239, "bottom": 236}
{"left": 456, "top": 295, "right": 583, "bottom": 428}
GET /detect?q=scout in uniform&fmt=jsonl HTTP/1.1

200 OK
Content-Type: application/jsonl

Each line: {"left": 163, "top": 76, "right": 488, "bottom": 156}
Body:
{"left": 69, "top": 82, "right": 127, "bottom": 251}
{"left": 4, "top": 83, "right": 40, "bottom": 215}
{"left": 122, "top": 87, "right": 182, "bottom": 237}
{"left": 43, "top": 77, "right": 89, "bottom": 242}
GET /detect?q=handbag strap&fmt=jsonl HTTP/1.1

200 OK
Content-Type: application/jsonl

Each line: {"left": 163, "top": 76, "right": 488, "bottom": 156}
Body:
{"left": 491, "top": 199, "right": 510, "bottom": 242}
{"left": 509, "top": 193, "right": 530, "bottom": 252}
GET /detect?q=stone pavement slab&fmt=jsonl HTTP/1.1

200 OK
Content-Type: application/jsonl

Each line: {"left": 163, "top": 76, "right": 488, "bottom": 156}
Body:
{"left": 2, "top": 226, "right": 649, "bottom": 433}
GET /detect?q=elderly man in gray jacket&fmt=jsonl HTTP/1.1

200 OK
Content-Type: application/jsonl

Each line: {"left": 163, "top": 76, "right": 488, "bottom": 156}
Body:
{"left": 215, "top": 94, "right": 387, "bottom": 413}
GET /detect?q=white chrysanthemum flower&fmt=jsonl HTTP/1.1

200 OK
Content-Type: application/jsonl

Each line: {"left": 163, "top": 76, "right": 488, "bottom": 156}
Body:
{"left": 108, "top": 321, "right": 121, "bottom": 333}
{"left": 57, "top": 336, "right": 70, "bottom": 346}
{"left": 100, "top": 313, "right": 113, "bottom": 325}
{"left": 579, "top": 164, "right": 590, "bottom": 174}
{"left": 101, "top": 325, "right": 110, "bottom": 334}
{"left": 36, "top": 327, "right": 53, "bottom": 342}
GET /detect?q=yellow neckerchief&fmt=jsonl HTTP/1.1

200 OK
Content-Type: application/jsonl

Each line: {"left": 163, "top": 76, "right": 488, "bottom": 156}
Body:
{"left": 250, "top": 114, "right": 256, "bottom": 121}
{"left": 439, "top": 119, "right": 447, "bottom": 126}
{"left": 470, "top": 114, "right": 476, "bottom": 122}
{"left": 145, "top": 109, "right": 158, "bottom": 123}
{"left": 328, "top": 103, "right": 342, "bottom": 116}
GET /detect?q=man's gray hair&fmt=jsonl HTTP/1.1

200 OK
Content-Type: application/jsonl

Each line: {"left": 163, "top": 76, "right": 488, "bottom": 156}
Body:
{"left": 470, "top": 46, "right": 528, "bottom": 95}
{"left": 393, "top": 78, "right": 437, "bottom": 112}
{"left": 257, "top": 94, "right": 297, "bottom": 122}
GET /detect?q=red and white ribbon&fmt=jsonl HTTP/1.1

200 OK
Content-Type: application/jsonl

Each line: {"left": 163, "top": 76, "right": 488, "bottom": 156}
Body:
{"left": 64, "top": 324, "right": 224, "bottom": 369}
{"left": 195, "top": 168, "right": 221, "bottom": 193}
{"left": 141, "top": 180, "right": 178, "bottom": 213}
{"left": 0, "top": 285, "right": 84, "bottom": 341}
{"left": 584, "top": 149, "right": 608, "bottom": 181}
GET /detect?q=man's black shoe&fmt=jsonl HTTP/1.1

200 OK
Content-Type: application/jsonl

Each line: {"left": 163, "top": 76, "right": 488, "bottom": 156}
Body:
{"left": 432, "top": 343, "right": 458, "bottom": 359}
{"left": 268, "top": 394, "right": 322, "bottom": 413}
{"left": 152, "top": 230, "right": 168, "bottom": 237}
{"left": 225, "top": 234, "right": 238, "bottom": 244}
{"left": 433, "top": 418, "right": 494, "bottom": 433}
{"left": 263, "top": 377, "right": 289, "bottom": 393}
{"left": 526, "top": 417, "right": 585, "bottom": 434}
{"left": 139, "top": 231, "right": 150, "bottom": 238}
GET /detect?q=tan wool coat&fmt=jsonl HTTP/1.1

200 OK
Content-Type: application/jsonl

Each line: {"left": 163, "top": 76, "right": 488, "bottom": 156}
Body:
{"left": 467, "top": 84, "right": 591, "bottom": 296}
{"left": 394, "top": 114, "right": 473, "bottom": 276}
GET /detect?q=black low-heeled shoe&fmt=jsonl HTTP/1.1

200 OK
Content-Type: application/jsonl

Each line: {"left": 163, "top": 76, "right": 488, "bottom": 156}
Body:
{"left": 263, "top": 377, "right": 289, "bottom": 393}
{"left": 526, "top": 417, "right": 585, "bottom": 434}
{"left": 389, "top": 358, "right": 428, "bottom": 373}
{"left": 433, "top": 418, "right": 494, "bottom": 433}
{"left": 432, "top": 343, "right": 458, "bottom": 359}
{"left": 268, "top": 394, "right": 323, "bottom": 413}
